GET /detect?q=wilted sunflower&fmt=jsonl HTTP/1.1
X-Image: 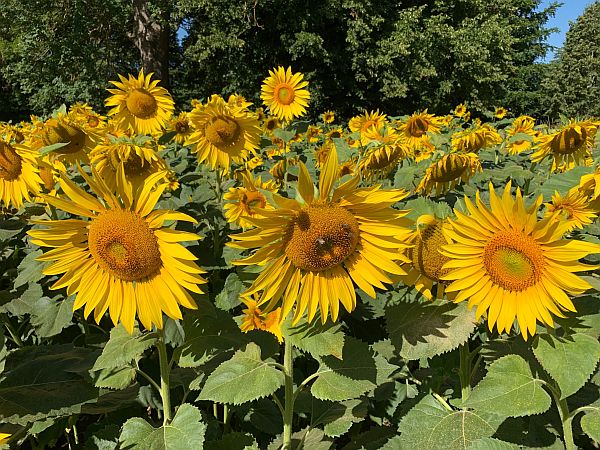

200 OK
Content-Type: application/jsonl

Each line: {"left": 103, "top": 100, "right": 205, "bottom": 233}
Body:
{"left": 416, "top": 153, "right": 482, "bottom": 196}
{"left": 0, "top": 141, "right": 42, "bottom": 208}
{"left": 186, "top": 95, "right": 260, "bottom": 173}
{"left": 224, "top": 171, "right": 276, "bottom": 229}
{"left": 106, "top": 69, "right": 174, "bottom": 135}
{"left": 357, "top": 126, "right": 411, "bottom": 179}
{"left": 348, "top": 110, "right": 387, "bottom": 145}
{"left": 230, "top": 148, "right": 412, "bottom": 324}
{"left": 90, "top": 140, "right": 169, "bottom": 192}
{"left": 240, "top": 295, "right": 283, "bottom": 343}
{"left": 168, "top": 112, "right": 194, "bottom": 145}
{"left": 398, "top": 215, "right": 456, "bottom": 300}
{"left": 397, "top": 110, "right": 441, "bottom": 150}
{"left": 322, "top": 111, "right": 335, "bottom": 124}
{"left": 28, "top": 170, "right": 206, "bottom": 333}
{"left": 494, "top": 107, "right": 508, "bottom": 120}
{"left": 531, "top": 120, "right": 597, "bottom": 171}
{"left": 506, "top": 115, "right": 537, "bottom": 155}
{"left": 441, "top": 182, "right": 600, "bottom": 339}
{"left": 452, "top": 124, "right": 502, "bottom": 153}
{"left": 261, "top": 66, "right": 310, "bottom": 122}
{"left": 545, "top": 188, "right": 597, "bottom": 231}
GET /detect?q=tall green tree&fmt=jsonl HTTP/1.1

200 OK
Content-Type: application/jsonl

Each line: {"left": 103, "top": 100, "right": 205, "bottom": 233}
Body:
{"left": 542, "top": 1, "right": 600, "bottom": 118}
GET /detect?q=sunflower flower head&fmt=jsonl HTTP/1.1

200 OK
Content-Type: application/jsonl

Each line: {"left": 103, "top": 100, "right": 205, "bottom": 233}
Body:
{"left": 168, "top": 112, "right": 194, "bottom": 145}
{"left": 28, "top": 169, "right": 207, "bottom": 333}
{"left": 451, "top": 124, "right": 502, "bottom": 153}
{"left": 224, "top": 171, "right": 276, "bottom": 229}
{"left": 494, "top": 107, "right": 508, "bottom": 120}
{"left": 506, "top": 115, "right": 537, "bottom": 155}
{"left": 545, "top": 188, "right": 598, "bottom": 231}
{"left": 229, "top": 147, "right": 413, "bottom": 325}
{"left": 441, "top": 182, "right": 600, "bottom": 340}
{"left": 416, "top": 152, "right": 482, "bottom": 196}
{"left": 261, "top": 66, "right": 310, "bottom": 122}
{"left": 0, "top": 140, "right": 42, "bottom": 209}
{"left": 578, "top": 165, "right": 600, "bottom": 200}
{"left": 398, "top": 110, "right": 441, "bottom": 150}
{"left": 240, "top": 296, "right": 283, "bottom": 343}
{"left": 322, "top": 111, "right": 335, "bottom": 124}
{"left": 454, "top": 104, "right": 468, "bottom": 118}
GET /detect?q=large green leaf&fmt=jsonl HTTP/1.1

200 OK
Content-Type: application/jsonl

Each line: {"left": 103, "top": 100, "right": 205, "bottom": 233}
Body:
{"left": 30, "top": 296, "right": 74, "bottom": 338}
{"left": 467, "top": 438, "right": 519, "bottom": 450}
{"left": 215, "top": 272, "right": 244, "bottom": 310}
{"left": 283, "top": 320, "right": 345, "bottom": 360}
{"left": 311, "top": 337, "right": 396, "bottom": 402}
{"left": 398, "top": 395, "right": 503, "bottom": 450}
{"left": 119, "top": 403, "right": 206, "bottom": 450}
{"left": 197, "top": 343, "right": 284, "bottom": 405}
{"left": 533, "top": 332, "right": 600, "bottom": 398}
{"left": 463, "top": 354, "right": 551, "bottom": 417}
{"left": 580, "top": 407, "right": 600, "bottom": 442}
{"left": 92, "top": 324, "right": 156, "bottom": 371}
{"left": 538, "top": 166, "right": 594, "bottom": 199}
{"left": 310, "top": 398, "right": 368, "bottom": 437}
{"left": 385, "top": 300, "right": 476, "bottom": 360}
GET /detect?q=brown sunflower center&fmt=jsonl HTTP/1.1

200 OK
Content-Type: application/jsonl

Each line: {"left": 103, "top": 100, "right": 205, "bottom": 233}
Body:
{"left": 240, "top": 190, "right": 266, "bottom": 214}
{"left": 430, "top": 156, "right": 467, "bottom": 183}
{"left": 205, "top": 116, "right": 241, "bottom": 147}
{"left": 274, "top": 83, "right": 295, "bottom": 105}
{"left": 88, "top": 209, "right": 162, "bottom": 281}
{"left": 409, "top": 223, "right": 451, "bottom": 282}
{"left": 0, "top": 143, "right": 23, "bottom": 181}
{"left": 483, "top": 230, "right": 544, "bottom": 292}
{"left": 126, "top": 88, "right": 158, "bottom": 119}
{"left": 284, "top": 205, "right": 360, "bottom": 272}
{"left": 407, "top": 117, "right": 429, "bottom": 138}
{"left": 175, "top": 120, "right": 190, "bottom": 134}
{"left": 44, "top": 123, "right": 87, "bottom": 154}
{"left": 552, "top": 127, "right": 586, "bottom": 155}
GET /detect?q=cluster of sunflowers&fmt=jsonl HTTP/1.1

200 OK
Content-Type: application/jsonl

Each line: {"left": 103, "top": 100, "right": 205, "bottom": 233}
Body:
{"left": 0, "top": 65, "right": 599, "bottom": 347}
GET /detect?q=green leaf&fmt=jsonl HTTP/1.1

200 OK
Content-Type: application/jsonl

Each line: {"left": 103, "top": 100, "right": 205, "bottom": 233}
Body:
{"left": 248, "top": 398, "right": 282, "bottom": 435}
{"left": 385, "top": 300, "right": 476, "bottom": 360}
{"left": 533, "top": 333, "right": 600, "bottom": 398}
{"left": 92, "top": 324, "right": 156, "bottom": 371}
{"left": 580, "top": 407, "right": 600, "bottom": 442}
{"left": 467, "top": 438, "right": 519, "bottom": 450}
{"left": 1, "top": 283, "right": 43, "bottom": 316}
{"left": 215, "top": 272, "right": 244, "bottom": 310}
{"left": 283, "top": 320, "right": 345, "bottom": 360}
{"left": 13, "top": 249, "right": 44, "bottom": 288}
{"left": 538, "top": 166, "right": 594, "bottom": 199}
{"left": 30, "top": 296, "right": 74, "bottom": 337}
{"left": 0, "top": 345, "right": 99, "bottom": 425}
{"left": 206, "top": 432, "right": 258, "bottom": 450}
{"left": 39, "top": 141, "right": 70, "bottom": 156}
{"left": 404, "top": 197, "right": 452, "bottom": 221}
{"left": 310, "top": 398, "right": 368, "bottom": 438}
{"left": 119, "top": 403, "right": 206, "bottom": 450}
{"left": 268, "top": 427, "right": 333, "bottom": 450}
{"left": 197, "top": 343, "right": 284, "bottom": 405}
{"left": 311, "top": 337, "right": 396, "bottom": 402}
{"left": 463, "top": 354, "right": 551, "bottom": 417}
{"left": 341, "top": 426, "right": 397, "bottom": 450}
{"left": 92, "top": 366, "right": 136, "bottom": 390}
{"left": 273, "top": 128, "right": 296, "bottom": 143}
{"left": 398, "top": 395, "right": 503, "bottom": 450}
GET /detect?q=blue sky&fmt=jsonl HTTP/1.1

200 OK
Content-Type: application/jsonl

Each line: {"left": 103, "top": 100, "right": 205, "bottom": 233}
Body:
{"left": 542, "top": 0, "right": 596, "bottom": 59}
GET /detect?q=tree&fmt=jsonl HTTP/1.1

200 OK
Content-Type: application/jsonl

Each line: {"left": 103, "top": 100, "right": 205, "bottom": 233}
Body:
{"left": 542, "top": 1, "right": 600, "bottom": 118}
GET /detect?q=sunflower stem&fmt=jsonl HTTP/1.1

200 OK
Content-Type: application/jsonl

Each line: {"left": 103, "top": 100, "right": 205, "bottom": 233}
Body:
{"left": 156, "top": 329, "right": 172, "bottom": 426}
{"left": 459, "top": 343, "right": 471, "bottom": 403}
{"left": 548, "top": 382, "right": 576, "bottom": 450}
{"left": 282, "top": 338, "right": 294, "bottom": 450}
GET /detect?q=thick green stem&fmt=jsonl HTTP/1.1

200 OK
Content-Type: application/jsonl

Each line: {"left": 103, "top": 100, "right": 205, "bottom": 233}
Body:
{"left": 157, "top": 330, "right": 172, "bottom": 425}
{"left": 459, "top": 343, "right": 471, "bottom": 403}
{"left": 282, "top": 339, "right": 294, "bottom": 450}
{"left": 549, "top": 384, "right": 575, "bottom": 450}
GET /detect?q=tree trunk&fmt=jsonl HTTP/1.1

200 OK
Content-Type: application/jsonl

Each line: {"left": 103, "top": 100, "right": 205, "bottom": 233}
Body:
{"left": 131, "top": 0, "right": 170, "bottom": 87}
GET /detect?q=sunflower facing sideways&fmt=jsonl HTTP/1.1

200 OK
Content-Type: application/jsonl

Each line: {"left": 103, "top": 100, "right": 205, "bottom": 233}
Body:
{"left": 261, "top": 66, "right": 310, "bottom": 122}
{"left": 505, "top": 115, "right": 537, "bottom": 155}
{"left": 186, "top": 94, "right": 261, "bottom": 173}
{"left": 229, "top": 148, "right": 413, "bottom": 325}
{"left": 223, "top": 171, "right": 276, "bottom": 229}
{"left": 416, "top": 152, "right": 482, "bottom": 196}
{"left": 440, "top": 182, "right": 600, "bottom": 339}
{"left": 397, "top": 110, "right": 441, "bottom": 151}
{"left": 28, "top": 169, "right": 207, "bottom": 333}
{"left": 544, "top": 187, "right": 598, "bottom": 231}
{"left": 106, "top": 69, "right": 175, "bottom": 135}
{"left": 0, "top": 140, "right": 42, "bottom": 208}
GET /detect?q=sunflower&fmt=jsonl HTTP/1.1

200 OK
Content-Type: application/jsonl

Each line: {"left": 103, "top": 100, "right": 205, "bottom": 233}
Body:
{"left": 186, "top": 95, "right": 260, "bottom": 173}
{"left": 37, "top": 113, "right": 98, "bottom": 165}
{"left": 531, "top": 120, "right": 597, "bottom": 171}
{"left": 578, "top": 165, "right": 600, "bottom": 200}
{"left": 452, "top": 124, "right": 502, "bottom": 153}
{"left": 227, "top": 93, "right": 253, "bottom": 111}
{"left": 454, "top": 104, "right": 468, "bottom": 118}
{"left": 505, "top": 115, "right": 537, "bottom": 155}
{"left": 338, "top": 159, "right": 356, "bottom": 178}
{"left": 357, "top": 126, "right": 411, "bottom": 179}
{"left": 168, "top": 112, "right": 194, "bottom": 145}
{"left": 315, "top": 141, "right": 336, "bottom": 168}
{"left": 545, "top": 188, "right": 597, "bottom": 231}
{"left": 494, "top": 107, "right": 508, "bottom": 120}
{"left": 28, "top": 169, "right": 207, "bottom": 333}
{"left": 441, "top": 182, "right": 600, "bottom": 339}
{"left": 106, "top": 69, "right": 174, "bottom": 135}
{"left": 397, "top": 110, "right": 441, "bottom": 150}
{"left": 322, "top": 111, "right": 335, "bottom": 124}
{"left": 305, "top": 125, "right": 323, "bottom": 143}
{"left": 90, "top": 140, "right": 169, "bottom": 193}
{"left": 261, "top": 66, "right": 310, "bottom": 122}
{"left": 263, "top": 116, "right": 281, "bottom": 134}
{"left": 0, "top": 140, "right": 42, "bottom": 209}
{"left": 70, "top": 102, "right": 105, "bottom": 129}
{"left": 326, "top": 127, "right": 344, "bottom": 141}
{"left": 224, "top": 171, "right": 276, "bottom": 229}
{"left": 240, "top": 295, "right": 283, "bottom": 343}
{"left": 348, "top": 110, "right": 387, "bottom": 145}
{"left": 416, "top": 153, "right": 482, "bottom": 196}
{"left": 399, "top": 215, "right": 455, "bottom": 300}
{"left": 229, "top": 148, "right": 412, "bottom": 324}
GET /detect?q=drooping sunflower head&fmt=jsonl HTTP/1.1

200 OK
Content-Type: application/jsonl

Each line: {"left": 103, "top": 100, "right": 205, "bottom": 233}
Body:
{"left": 545, "top": 188, "right": 598, "bottom": 231}
{"left": 322, "top": 110, "right": 335, "bottom": 124}
{"left": 315, "top": 141, "right": 336, "bottom": 168}
{"left": 506, "top": 115, "right": 537, "bottom": 155}
{"left": 451, "top": 124, "right": 502, "bottom": 153}
{"left": 186, "top": 94, "right": 261, "bottom": 173}
{"left": 90, "top": 140, "right": 169, "bottom": 193}
{"left": 326, "top": 127, "right": 344, "bottom": 142}
{"left": 441, "top": 182, "right": 600, "bottom": 339}
{"left": 398, "top": 110, "right": 441, "bottom": 149}
{"left": 399, "top": 215, "right": 455, "bottom": 300}
{"left": 168, "top": 112, "right": 194, "bottom": 145}
{"left": 230, "top": 147, "right": 413, "bottom": 325}
{"left": 494, "top": 107, "right": 508, "bottom": 120}
{"left": 416, "top": 152, "right": 482, "bottom": 196}
{"left": 224, "top": 171, "right": 276, "bottom": 229}
{"left": 37, "top": 113, "right": 99, "bottom": 165}
{"left": 106, "top": 69, "right": 174, "bottom": 135}
{"left": 28, "top": 169, "right": 207, "bottom": 333}
{"left": 531, "top": 120, "right": 597, "bottom": 171}
{"left": 0, "top": 140, "right": 42, "bottom": 209}
{"left": 261, "top": 66, "right": 310, "bottom": 122}
{"left": 357, "top": 143, "right": 411, "bottom": 180}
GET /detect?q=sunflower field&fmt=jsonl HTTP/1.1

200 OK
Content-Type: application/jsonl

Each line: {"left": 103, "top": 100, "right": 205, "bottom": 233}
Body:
{"left": 0, "top": 67, "right": 599, "bottom": 450}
